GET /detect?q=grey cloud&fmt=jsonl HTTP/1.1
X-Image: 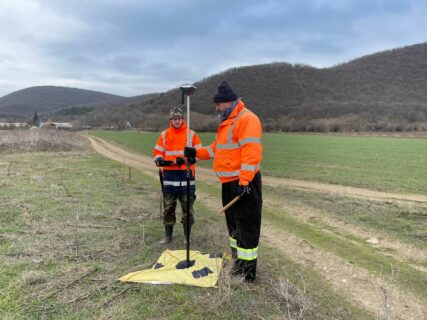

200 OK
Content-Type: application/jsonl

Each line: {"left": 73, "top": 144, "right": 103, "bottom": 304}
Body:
{"left": 1, "top": 0, "right": 427, "bottom": 97}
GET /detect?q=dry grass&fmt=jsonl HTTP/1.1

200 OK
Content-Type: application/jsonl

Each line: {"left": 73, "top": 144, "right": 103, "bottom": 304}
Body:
{"left": 204, "top": 257, "right": 245, "bottom": 312}
{"left": 376, "top": 267, "right": 399, "bottom": 320}
{"left": 270, "top": 274, "right": 316, "bottom": 320}
{"left": 18, "top": 270, "right": 48, "bottom": 287}
{"left": 0, "top": 129, "right": 88, "bottom": 152}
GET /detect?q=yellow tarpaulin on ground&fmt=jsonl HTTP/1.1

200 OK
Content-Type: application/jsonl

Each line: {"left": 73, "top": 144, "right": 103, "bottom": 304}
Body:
{"left": 119, "top": 249, "right": 227, "bottom": 288}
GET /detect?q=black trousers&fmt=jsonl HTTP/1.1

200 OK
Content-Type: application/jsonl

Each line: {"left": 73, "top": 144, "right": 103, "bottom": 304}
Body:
{"left": 222, "top": 172, "right": 262, "bottom": 281}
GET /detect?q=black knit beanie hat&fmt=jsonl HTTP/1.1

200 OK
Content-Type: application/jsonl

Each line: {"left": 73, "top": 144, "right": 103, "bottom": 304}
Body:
{"left": 213, "top": 80, "right": 238, "bottom": 103}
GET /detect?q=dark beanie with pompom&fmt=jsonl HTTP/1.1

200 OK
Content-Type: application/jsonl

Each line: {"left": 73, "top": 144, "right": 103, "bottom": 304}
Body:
{"left": 213, "top": 80, "right": 238, "bottom": 103}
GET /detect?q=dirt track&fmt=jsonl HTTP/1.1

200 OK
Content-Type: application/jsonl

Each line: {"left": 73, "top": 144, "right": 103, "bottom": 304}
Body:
{"left": 88, "top": 136, "right": 427, "bottom": 320}
{"left": 88, "top": 136, "right": 427, "bottom": 204}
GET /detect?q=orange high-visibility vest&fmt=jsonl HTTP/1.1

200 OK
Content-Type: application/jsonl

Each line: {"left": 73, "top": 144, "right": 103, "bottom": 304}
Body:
{"left": 153, "top": 120, "right": 202, "bottom": 174}
{"left": 197, "top": 100, "right": 262, "bottom": 185}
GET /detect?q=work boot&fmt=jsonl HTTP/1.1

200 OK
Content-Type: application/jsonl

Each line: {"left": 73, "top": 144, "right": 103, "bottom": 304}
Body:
{"left": 231, "top": 260, "right": 257, "bottom": 282}
{"left": 183, "top": 224, "right": 192, "bottom": 245}
{"left": 158, "top": 225, "right": 173, "bottom": 244}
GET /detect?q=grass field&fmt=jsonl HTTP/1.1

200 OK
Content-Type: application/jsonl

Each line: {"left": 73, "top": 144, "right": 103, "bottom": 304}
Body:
{"left": 91, "top": 131, "right": 427, "bottom": 194}
{"left": 0, "top": 146, "right": 374, "bottom": 320}
{"left": 2, "top": 130, "right": 426, "bottom": 319}
{"left": 264, "top": 185, "right": 427, "bottom": 248}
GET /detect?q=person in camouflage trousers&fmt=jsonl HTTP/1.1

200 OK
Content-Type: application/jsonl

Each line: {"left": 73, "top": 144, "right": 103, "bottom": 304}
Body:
{"left": 153, "top": 106, "right": 202, "bottom": 244}
{"left": 163, "top": 192, "right": 195, "bottom": 227}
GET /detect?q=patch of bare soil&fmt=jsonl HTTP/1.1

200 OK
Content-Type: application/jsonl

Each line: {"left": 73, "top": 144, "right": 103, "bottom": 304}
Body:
{"left": 88, "top": 136, "right": 427, "bottom": 319}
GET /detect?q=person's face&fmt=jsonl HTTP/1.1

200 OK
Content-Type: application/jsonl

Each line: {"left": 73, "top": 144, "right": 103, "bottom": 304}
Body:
{"left": 215, "top": 101, "right": 232, "bottom": 113}
{"left": 171, "top": 116, "right": 183, "bottom": 128}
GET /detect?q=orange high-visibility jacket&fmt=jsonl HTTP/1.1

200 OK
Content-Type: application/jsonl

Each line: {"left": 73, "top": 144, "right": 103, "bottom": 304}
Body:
{"left": 197, "top": 100, "right": 262, "bottom": 185}
{"left": 153, "top": 120, "right": 202, "bottom": 174}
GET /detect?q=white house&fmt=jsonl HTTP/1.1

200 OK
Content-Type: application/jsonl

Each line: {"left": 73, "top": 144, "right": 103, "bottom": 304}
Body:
{"left": 0, "top": 122, "right": 29, "bottom": 129}
{"left": 53, "top": 122, "right": 73, "bottom": 129}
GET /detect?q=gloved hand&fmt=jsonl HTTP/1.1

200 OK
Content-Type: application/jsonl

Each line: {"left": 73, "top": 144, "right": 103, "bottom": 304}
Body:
{"left": 237, "top": 184, "right": 251, "bottom": 197}
{"left": 176, "top": 157, "right": 185, "bottom": 166}
{"left": 184, "top": 146, "right": 196, "bottom": 158}
{"left": 154, "top": 157, "right": 164, "bottom": 167}
{"left": 188, "top": 157, "right": 197, "bottom": 164}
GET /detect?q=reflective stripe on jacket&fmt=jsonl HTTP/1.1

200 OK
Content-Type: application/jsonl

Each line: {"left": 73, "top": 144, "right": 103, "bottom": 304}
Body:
{"left": 197, "top": 100, "right": 262, "bottom": 185}
{"left": 153, "top": 120, "right": 202, "bottom": 177}
{"left": 162, "top": 170, "right": 195, "bottom": 194}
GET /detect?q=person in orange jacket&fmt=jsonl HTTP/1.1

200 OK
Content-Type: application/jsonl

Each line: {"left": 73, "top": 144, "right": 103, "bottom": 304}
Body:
{"left": 185, "top": 81, "right": 262, "bottom": 282}
{"left": 153, "top": 106, "right": 202, "bottom": 244}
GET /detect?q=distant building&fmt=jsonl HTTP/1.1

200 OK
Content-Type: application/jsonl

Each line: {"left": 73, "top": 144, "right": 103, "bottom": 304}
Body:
{"left": 118, "top": 120, "right": 132, "bottom": 130}
{"left": 41, "top": 119, "right": 72, "bottom": 129}
{"left": 53, "top": 122, "right": 73, "bottom": 129}
{"left": 0, "top": 122, "right": 29, "bottom": 129}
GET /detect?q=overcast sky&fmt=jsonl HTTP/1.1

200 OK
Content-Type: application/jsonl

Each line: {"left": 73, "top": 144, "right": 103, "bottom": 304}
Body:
{"left": 1, "top": 0, "right": 426, "bottom": 97}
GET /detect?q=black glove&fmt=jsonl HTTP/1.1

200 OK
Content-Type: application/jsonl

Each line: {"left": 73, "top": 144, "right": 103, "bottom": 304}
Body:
{"left": 237, "top": 184, "right": 251, "bottom": 197}
{"left": 155, "top": 158, "right": 173, "bottom": 167}
{"left": 154, "top": 157, "right": 163, "bottom": 167}
{"left": 188, "top": 157, "right": 196, "bottom": 164}
{"left": 176, "top": 157, "right": 185, "bottom": 166}
{"left": 184, "top": 146, "right": 196, "bottom": 158}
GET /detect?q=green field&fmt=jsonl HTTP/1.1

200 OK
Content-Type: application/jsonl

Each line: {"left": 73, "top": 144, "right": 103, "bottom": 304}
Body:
{"left": 92, "top": 131, "right": 427, "bottom": 194}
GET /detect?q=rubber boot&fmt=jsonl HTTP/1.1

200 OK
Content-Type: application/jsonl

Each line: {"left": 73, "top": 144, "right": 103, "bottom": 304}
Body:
{"left": 158, "top": 225, "right": 173, "bottom": 244}
{"left": 183, "top": 224, "right": 192, "bottom": 245}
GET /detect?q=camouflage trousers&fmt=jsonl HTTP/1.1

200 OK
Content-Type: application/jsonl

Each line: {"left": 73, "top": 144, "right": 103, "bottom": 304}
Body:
{"left": 162, "top": 192, "right": 196, "bottom": 226}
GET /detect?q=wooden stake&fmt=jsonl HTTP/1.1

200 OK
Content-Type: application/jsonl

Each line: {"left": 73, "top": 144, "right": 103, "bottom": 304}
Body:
{"left": 218, "top": 195, "right": 240, "bottom": 215}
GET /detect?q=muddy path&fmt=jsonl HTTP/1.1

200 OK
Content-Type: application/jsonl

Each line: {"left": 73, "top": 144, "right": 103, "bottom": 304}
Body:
{"left": 88, "top": 136, "right": 427, "bottom": 319}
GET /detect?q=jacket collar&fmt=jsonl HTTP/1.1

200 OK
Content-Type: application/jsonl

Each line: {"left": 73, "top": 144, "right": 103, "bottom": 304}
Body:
{"left": 220, "top": 100, "right": 245, "bottom": 125}
{"left": 169, "top": 119, "right": 187, "bottom": 132}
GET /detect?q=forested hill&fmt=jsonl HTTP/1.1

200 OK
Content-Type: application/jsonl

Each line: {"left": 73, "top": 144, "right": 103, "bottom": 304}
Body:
{"left": 141, "top": 42, "right": 427, "bottom": 131}
{"left": 0, "top": 86, "right": 124, "bottom": 118}
{"left": 2, "top": 43, "right": 427, "bottom": 132}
